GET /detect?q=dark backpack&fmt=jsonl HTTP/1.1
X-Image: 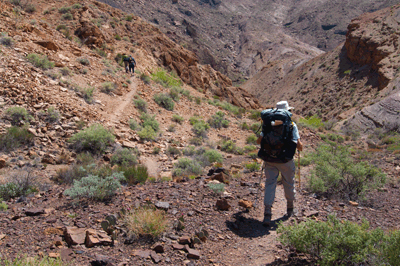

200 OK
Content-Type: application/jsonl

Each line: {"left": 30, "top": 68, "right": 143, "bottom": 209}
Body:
{"left": 257, "top": 109, "right": 296, "bottom": 163}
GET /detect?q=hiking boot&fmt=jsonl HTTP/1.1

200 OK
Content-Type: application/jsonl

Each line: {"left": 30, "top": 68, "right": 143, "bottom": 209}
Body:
{"left": 262, "top": 213, "right": 271, "bottom": 227}
{"left": 286, "top": 207, "right": 297, "bottom": 217}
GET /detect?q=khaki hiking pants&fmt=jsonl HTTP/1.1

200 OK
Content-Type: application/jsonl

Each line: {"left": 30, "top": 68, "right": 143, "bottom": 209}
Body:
{"left": 263, "top": 160, "right": 296, "bottom": 210}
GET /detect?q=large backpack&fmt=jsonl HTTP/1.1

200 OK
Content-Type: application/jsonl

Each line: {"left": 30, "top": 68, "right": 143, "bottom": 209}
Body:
{"left": 257, "top": 109, "right": 297, "bottom": 163}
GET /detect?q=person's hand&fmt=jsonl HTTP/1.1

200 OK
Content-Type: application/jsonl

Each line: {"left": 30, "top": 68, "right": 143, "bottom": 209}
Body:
{"left": 297, "top": 139, "right": 303, "bottom": 151}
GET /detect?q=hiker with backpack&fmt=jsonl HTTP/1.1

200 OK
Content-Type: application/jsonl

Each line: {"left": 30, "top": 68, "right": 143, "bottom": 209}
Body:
{"left": 123, "top": 54, "right": 129, "bottom": 73}
{"left": 256, "top": 101, "right": 303, "bottom": 227}
{"left": 128, "top": 55, "right": 136, "bottom": 76}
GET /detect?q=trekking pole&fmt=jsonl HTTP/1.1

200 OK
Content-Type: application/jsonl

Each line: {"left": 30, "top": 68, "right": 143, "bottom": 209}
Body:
{"left": 253, "top": 161, "right": 264, "bottom": 209}
{"left": 297, "top": 150, "right": 301, "bottom": 190}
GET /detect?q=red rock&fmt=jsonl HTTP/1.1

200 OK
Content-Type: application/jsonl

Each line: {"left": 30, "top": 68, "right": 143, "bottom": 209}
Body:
{"left": 132, "top": 249, "right": 151, "bottom": 258}
{"left": 64, "top": 227, "right": 86, "bottom": 246}
{"left": 178, "top": 235, "right": 191, "bottom": 245}
{"left": 152, "top": 243, "right": 164, "bottom": 253}
{"left": 85, "top": 229, "right": 112, "bottom": 248}
{"left": 0, "top": 158, "right": 6, "bottom": 169}
{"left": 216, "top": 198, "right": 231, "bottom": 211}
{"left": 187, "top": 248, "right": 200, "bottom": 259}
{"left": 239, "top": 199, "right": 253, "bottom": 208}
{"left": 150, "top": 251, "right": 161, "bottom": 263}
{"left": 25, "top": 208, "right": 45, "bottom": 216}
{"left": 172, "top": 243, "right": 185, "bottom": 250}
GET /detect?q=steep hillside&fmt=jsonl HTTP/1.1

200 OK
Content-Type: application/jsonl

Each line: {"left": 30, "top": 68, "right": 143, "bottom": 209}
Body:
{"left": 98, "top": 0, "right": 397, "bottom": 84}
{"left": 243, "top": 3, "right": 400, "bottom": 124}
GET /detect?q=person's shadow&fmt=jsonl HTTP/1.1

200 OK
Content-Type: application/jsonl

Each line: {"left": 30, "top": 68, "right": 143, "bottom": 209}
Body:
{"left": 225, "top": 210, "right": 291, "bottom": 238}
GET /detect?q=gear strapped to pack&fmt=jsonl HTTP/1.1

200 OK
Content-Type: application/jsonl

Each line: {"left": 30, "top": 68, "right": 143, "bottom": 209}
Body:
{"left": 257, "top": 109, "right": 297, "bottom": 163}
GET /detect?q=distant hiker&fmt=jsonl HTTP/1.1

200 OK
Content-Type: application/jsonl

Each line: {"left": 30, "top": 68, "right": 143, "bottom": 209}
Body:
{"left": 123, "top": 54, "right": 129, "bottom": 73}
{"left": 127, "top": 55, "right": 136, "bottom": 75}
{"left": 256, "top": 101, "right": 303, "bottom": 227}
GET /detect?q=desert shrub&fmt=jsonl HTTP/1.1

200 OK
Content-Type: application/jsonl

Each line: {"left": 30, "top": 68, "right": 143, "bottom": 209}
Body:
{"left": 133, "top": 97, "right": 147, "bottom": 112}
{"left": 94, "top": 48, "right": 107, "bottom": 57}
{"left": 125, "top": 15, "right": 133, "bottom": 21}
{"left": 137, "top": 126, "right": 157, "bottom": 141}
{"left": 278, "top": 215, "right": 385, "bottom": 266}
{"left": 241, "top": 122, "right": 250, "bottom": 130}
{"left": 77, "top": 87, "right": 95, "bottom": 103}
{"left": 0, "top": 169, "right": 37, "bottom": 200}
{"left": 60, "top": 67, "right": 71, "bottom": 76}
{"left": 167, "top": 124, "right": 176, "bottom": 132}
{"left": 246, "top": 135, "right": 258, "bottom": 144}
{"left": 0, "top": 255, "right": 70, "bottom": 266}
{"left": 0, "top": 199, "right": 7, "bottom": 211}
{"left": 0, "top": 126, "right": 34, "bottom": 151}
{"left": 208, "top": 111, "right": 229, "bottom": 129}
{"left": 172, "top": 114, "right": 184, "bottom": 124}
{"left": 68, "top": 124, "right": 115, "bottom": 154}
{"left": 248, "top": 152, "right": 258, "bottom": 159}
{"left": 5, "top": 106, "right": 31, "bottom": 125}
{"left": 44, "top": 106, "right": 61, "bottom": 123}
{"left": 167, "top": 145, "right": 181, "bottom": 156}
{"left": 140, "top": 113, "right": 159, "bottom": 132}
{"left": 111, "top": 148, "right": 137, "bottom": 167}
{"left": 151, "top": 69, "right": 182, "bottom": 88}
{"left": 189, "top": 137, "right": 203, "bottom": 146}
{"left": 62, "top": 13, "right": 73, "bottom": 20}
{"left": 77, "top": 57, "right": 90, "bottom": 66}
{"left": 380, "top": 230, "right": 400, "bottom": 266}
{"left": 58, "top": 6, "right": 71, "bottom": 13}
{"left": 153, "top": 147, "right": 160, "bottom": 154}
{"left": 154, "top": 93, "right": 174, "bottom": 111}
{"left": 169, "top": 87, "right": 181, "bottom": 102}
{"left": 24, "top": 3, "right": 36, "bottom": 13}
{"left": 299, "top": 154, "right": 313, "bottom": 166}
{"left": 323, "top": 119, "right": 337, "bottom": 130}
{"left": 123, "top": 205, "right": 168, "bottom": 239}
{"left": 380, "top": 133, "right": 400, "bottom": 151}
{"left": 192, "top": 120, "right": 210, "bottom": 137}
{"left": 244, "top": 145, "right": 257, "bottom": 152}
{"left": 129, "top": 119, "right": 140, "bottom": 131}
{"left": 207, "top": 183, "right": 225, "bottom": 194}
{"left": 64, "top": 172, "right": 124, "bottom": 201}
{"left": 203, "top": 149, "right": 223, "bottom": 164}
{"left": 0, "top": 35, "right": 13, "bottom": 46}
{"left": 183, "top": 145, "right": 196, "bottom": 156}
{"left": 220, "top": 140, "right": 244, "bottom": 155}
{"left": 195, "top": 97, "right": 201, "bottom": 105}
{"left": 308, "top": 143, "right": 386, "bottom": 200}
{"left": 298, "top": 115, "right": 324, "bottom": 130}
{"left": 27, "top": 53, "right": 54, "bottom": 70}
{"left": 115, "top": 34, "right": 121, "bottom": 41}
{"left": 140, "top": 73, "right": 151, "bottom": 84}
{"left": 248, "top": 110, "right": 261, "bottom": 120}
{"left": 119, "top": 165, "right": 148, "bottom": 185}
{"left": 54, "top": 154, "right": 97, "bottom": 185}
{"left": 100, "top": 82, "right": 117, "bottom": 94}
{"left": 173, "top": 158, "right": 202, "bottom": 177}
{"left": 72, "top": 3, "right": 82, "bottom": 9}
{"left": 251, "top": 122, "right": 262, "bottom": 133}
{"left": 245, "top": 161, "right": 260, "bottom": 172}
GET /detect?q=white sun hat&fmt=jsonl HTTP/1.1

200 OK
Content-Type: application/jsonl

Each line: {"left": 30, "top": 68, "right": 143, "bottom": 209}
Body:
{"left": 276, "top": 101, "right": 294, "bottom": 111}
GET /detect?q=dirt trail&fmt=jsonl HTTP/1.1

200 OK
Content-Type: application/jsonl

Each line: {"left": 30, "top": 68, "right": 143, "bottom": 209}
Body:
{"left": 216, "top": 185, "right": 289, "bottom": 265}
{"left": 107, "top": 77, "right": 138, "bottom": 125}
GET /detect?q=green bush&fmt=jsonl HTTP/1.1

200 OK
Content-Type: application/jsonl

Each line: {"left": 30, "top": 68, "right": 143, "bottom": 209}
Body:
{"left": 125, "top": 15, "right": 133, "bottom": 21}
{"left": 308, "top": 143, "right": 386, "bottom": 200}
{"left": 134, "top": 97, "right": 147, "bottom": 112}
{"left": 248, "top": 152, "right": 258, "bottom": 159}
{"left": 203, "top": 149, "right": 223, "bottom": 164}
{"left": 151, "top": 69, "right": 182, "bottom": 88}
{"left": 173, "top": 158, "right": 202, "bottom": 177}
{"left": 154, "top": 93, "right": 175, "bottom": 111}
{"left": 241, "top": 122, "right": 250, "bottom": 130}
{"left": 245, "top": 161, "right": 260, "bottom": 172}
{"left": 0, "top": 36, "right": 13, "bottom": 46}
{"left": 55, "top": 153, "right": 97, "bottom": 184}
{"left": 183, "top": 145, "right": 196, "bottom": 156}
{"left": 248, "top": 110, "right": 261, "bottom": 120}
{"left": 100, "top": 82, "right": 117, "bottom": 94}
{"left": 172, "top": 114, "right": 184, "bottom": 124}
{"left": 278, "top": 215, "right": 385, "bottom": 266}
{"left": 77, "top": 57, "right": 90, "bottom": 66}
{"left": 72, "top": 3, "right": 82, "bottom": 9}
{"left": 167, "top": 124, "right": 176, "bottom": 132}
{"left": 45, "top": 106, "right": 61, "bottom": 123}
{"left": 60, "top": 67, "right": 70, "bottom": 76}
{"left": 0, "top": 170, "right": 37, "bottom": 200}
{"left": 0, "top": 126, "right": 34, "bottom": 151}
{"left": 5, "top": 106, "right": 31, "bottom": 125}
{"left": 140, "top": 73, "right": 151, "bottom": 84}
{"left": 380, "top": 230, "right": 400, "bottom": 266}
{"left": 137, "top": 125, "right": 157, "bottom": 141}
{"left": 140, "top": 113, "right": 159, "bottom": 132}
{"left": 246, "top": 135, "right": 258, "bottom": 144}
{"left": 208, "top": 183, "right": 225, "bottom": 194}
{"left": 64, "top": 172, "right": 124, "bottom": 201}
{"left": 111, "top": 148, "right": 137, "bottom": 166}
{"left": 115, "top": 34, "right": 121, "bottom": 41}
{"left": 298, "top": 115, "right": 324, "bottom": 130}
{"left": 119, "top": 165, "right": 148, "bottom": 185}
{"left": 244, "top": 145, "right": 257, "bottom": 152}
{"left": 220, "top": 140, "right": 244, "bottom": 155}
{"left": 0, "top": 198, "right": 7, "bottom": 211}
{"left": 0, "top": 255, "right": 70, "bottom": 266}
{"left": 62, "top": 13, "right": 73, "bottom": 20}
{"left": 129, "top": 119, "right": 140, "bottom": 131}
{"left": 27, "top": 53, "right": 54, "bottom": 70}
{"left": 169, "top": 87, "right": 181, "bottom": 102}
{"left": 167, "top": 145, "right": 181, "bottom": 156}
{"left": 192, "top": 120, "right": 210, "bottom": 137}
{"left": 251, "top": 122, "right": 262, "bottom": 133}
{"left": 189, "top": 137, "right": 203, "bottom": 146}
{"left": 58, "top": 6, "right": 71, "bottom": 13}
{"left": 68, "top": 124, "right": 115, "bottom": 154}
{"left": 208, "top": 111, "right": 229, "bottom": 129}
{"left": 77, "top": 87, "right": 95, "bottom": 103}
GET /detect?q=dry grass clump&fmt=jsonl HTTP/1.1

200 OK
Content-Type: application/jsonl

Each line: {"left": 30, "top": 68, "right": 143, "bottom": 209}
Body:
{"left": 123, "top": 206, "right": 168, "bottom": 239}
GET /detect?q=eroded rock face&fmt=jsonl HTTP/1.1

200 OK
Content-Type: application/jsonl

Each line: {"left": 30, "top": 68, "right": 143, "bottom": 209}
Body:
{"left": 345, "top": 4, "right": 400, "bottom": 90}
